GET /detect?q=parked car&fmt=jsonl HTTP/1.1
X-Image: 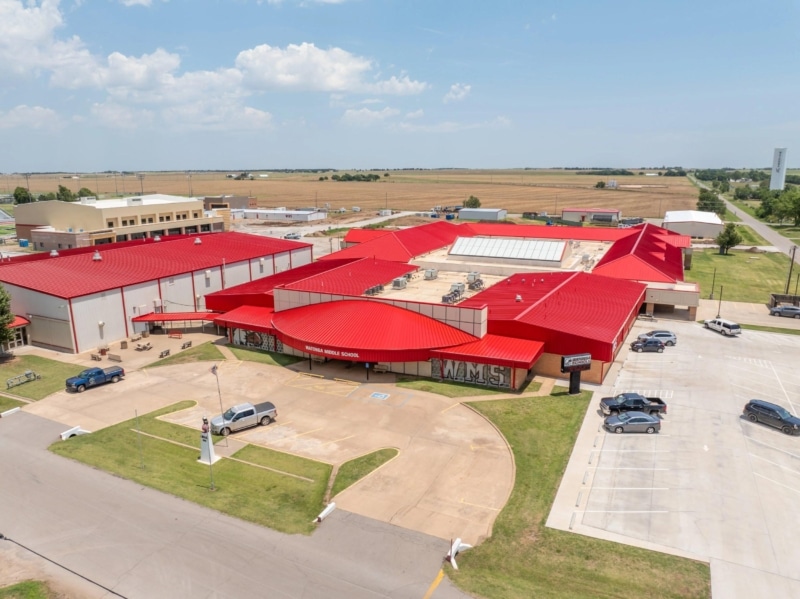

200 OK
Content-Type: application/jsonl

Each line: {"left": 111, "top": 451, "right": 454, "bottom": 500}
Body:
{"left": 769, "top": 305, "right": 800, "bottom": 318}
{"left": 283, "top": 233, "right": 301, "bottom": 240}
{"left": 743, "top": 399, "right": 800, "bottom": 436}
{"left": 600, "top": 392, "right": 668, "bottom": 416}
{"left": 66, "top": 366, "right": 124, "bottom": 393}
{"left": 604, "top": 411, "right": 661, "bottom": 434}
{"left": 637, "top": 330, "right": 677, "bottom": 346}
{"left": 210, "top": 401, "right": 277, "bottom": 436}
{"left": 703, "top": 318, "right": 742, "bottom": 336}
{"left": 630, "top": 338, "right": 665, "bottom": 353}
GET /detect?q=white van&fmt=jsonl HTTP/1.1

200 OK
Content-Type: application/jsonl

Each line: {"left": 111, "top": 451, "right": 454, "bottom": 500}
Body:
{"left": 703, "top": 318, "right": 742, "bottom": 336}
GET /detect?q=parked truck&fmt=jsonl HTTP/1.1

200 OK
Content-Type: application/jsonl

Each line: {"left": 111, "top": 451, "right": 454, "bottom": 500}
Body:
{"left": 66, "top": 366, "right": 125, "bottom": 393}
{"left": 210, "top": 401, "right": 277, "bottom": 436}
{"left": 599, "top": 392, "right": 667, "bottom": 417}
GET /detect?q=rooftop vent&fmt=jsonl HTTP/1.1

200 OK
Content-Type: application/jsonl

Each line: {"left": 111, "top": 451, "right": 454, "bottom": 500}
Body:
{"left": 515, "top": 294, "right": 522, "bottom": 302}
{"left": 49, "top": 250, "right": 59, "bottom": 257}
{"left": 153, "top": 235, "right": 161, "bottom": 242}
{"left": 92, "top": 250, "right": 102, "bottom": 262}
{"left": 194, "top": 237, "right": 202, "bottom": 245}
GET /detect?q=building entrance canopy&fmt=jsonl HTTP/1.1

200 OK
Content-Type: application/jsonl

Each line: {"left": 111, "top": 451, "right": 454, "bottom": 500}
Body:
{"left": 271, "top": 300, "right": 478, "bottom": 363}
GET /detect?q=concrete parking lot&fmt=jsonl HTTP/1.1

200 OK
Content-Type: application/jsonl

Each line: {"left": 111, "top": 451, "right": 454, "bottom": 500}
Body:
{"left": 549, "top": 318, "right": 800, "bottom": 598}
{"left": 19, "top": 340, "right": 513, "bottom": 547}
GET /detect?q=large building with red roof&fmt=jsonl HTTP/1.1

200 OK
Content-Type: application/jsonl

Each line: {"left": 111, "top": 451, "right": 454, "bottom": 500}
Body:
{"left": 0, "top": 232, "right": 312, "bottom": 353}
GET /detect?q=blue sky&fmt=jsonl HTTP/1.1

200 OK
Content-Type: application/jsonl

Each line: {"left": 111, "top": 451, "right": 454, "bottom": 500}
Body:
{"left": 0, "top": 0, "right": 797, "bottom": 171}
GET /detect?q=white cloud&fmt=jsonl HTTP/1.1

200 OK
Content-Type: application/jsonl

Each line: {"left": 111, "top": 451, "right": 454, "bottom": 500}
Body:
{"left": 443, "top": 82, "right": 471, "bottom": 103}
{"left": 0, "top": 105, "right": 62, "bottom": 130}
{"left": 395, "top": 116, "right": 510, "bottom": 133}
{"left": 120, "top": 0, "right": 153, "bottom": 6}
{"left": 405, "top": 109, "right": 424, "bottom": 119}
{"left": 341, "top": 106, "right": 399, "bottom": 126}
{"left": 91, "top": 102, "right": 155, "bottom": 129}
{"left": 236, "top": 43, "right": 426, "bottom": 94}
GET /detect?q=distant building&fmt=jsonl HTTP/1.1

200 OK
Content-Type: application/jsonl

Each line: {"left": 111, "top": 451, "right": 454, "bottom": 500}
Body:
{"left": 561, "top": 208, "right": 620, "bottom": 224}
{"left": 662, "top": 210, "right": 723, "bottom": 239}
{"left": 203, "top": 195, "right": 257, "bottom": 211}
{"left": 232, "top": 208, "right": 326, "bottom": 223}
{"left": 457, "top": 208, "right": 507, "bottom": 221}
{"left": 770, "top": 148, "right": 788, "bottom": 191}
{"left": 16, "top": 195, "right": 226, "bottom": 251}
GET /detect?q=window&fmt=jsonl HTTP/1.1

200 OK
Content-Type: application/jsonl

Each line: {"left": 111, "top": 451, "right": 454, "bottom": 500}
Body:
{"left": 148, "top": 217, "right": 153, "bottom": 223}
{"left": 57, "top": 244, "right": 62, "bottom": 249}
{"left": 159, "top": 216, "right": 164, "bottom": 222}
{"left": 107, "top": 222, "right": 114, "bottom": 227}
{"left": 165, "top": 216, "right": 171, "bottom": 221}
{"left": 193, "top": 212, "right": 199, "bottom": 218}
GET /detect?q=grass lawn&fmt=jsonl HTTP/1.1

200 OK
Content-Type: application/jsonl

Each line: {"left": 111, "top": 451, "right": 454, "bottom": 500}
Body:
{"left": 50, "top": 402, "right": 331, "bottom": 535}
{"left": 0, "top": 355, "right": 82, "bottom": 400}
{"left": 0, "top": 580, "right": 54, "bottom": 599}
{"left": 396, "top": 376, "right": 540, "bottom": 398}
{"left": 228, "top": 345, "right": 304, "bottom": 367}
{"left": 450, "top": 388, "right": 710, "bottom": 599}
{"left": 741, "top": 323, "right": 800, "bottom": 336}
{"left": 149, "top": 341, "right": 225, "bottom": 368}
{"left": 0, "top": 396, "right": 26, "bottom": 411}
{"left": 734, "top": 224, "right": 769, "bottom": 246}
{"left": 723, "top": 208, "right": 741, "bottom": 223}
{"left": 331, "top": 448, "right": 398, "bottom": 497}
{"left": 684, "top": 249, "right": 791, "bottom": 303}
{"left": 768, "top": 223, "right": 800, "bottom": 241}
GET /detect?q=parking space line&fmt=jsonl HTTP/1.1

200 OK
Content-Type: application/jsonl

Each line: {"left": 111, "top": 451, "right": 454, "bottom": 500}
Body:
{"left": 749, "top": 453, "right": 800, "bottom": 476}
{"left": 745, "top": 437, "right": 800, "bottom": 460}
{"left": 460, "top": 498, "right": 501, "bottom": 511}
{"left": 579, "top": 510, "right": 670, "bottom": 514}
{"left": 273, "top": 427, "right": 323, "bottom": 441}
{"left": 754, "top": 473, "right": 800, "bottom": 495}
{"left": 591, "top": 487, "right": 670, "bottom": 490}
{"left": 589, "top": 467, "right": 670, "bottom": 471}
{"left": 598, "top": 449, "right": 671, "bottom": 453}
{"left": 768, "top": 361, "right": 799, "bottom": 415}
{"left": 320, "top": 434, "right": 357, "bottom": 447}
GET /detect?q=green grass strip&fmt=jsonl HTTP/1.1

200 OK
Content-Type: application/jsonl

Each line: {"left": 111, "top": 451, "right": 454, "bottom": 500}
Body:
{"left": 331, "top": 448, "right": 398, "bottom": 497}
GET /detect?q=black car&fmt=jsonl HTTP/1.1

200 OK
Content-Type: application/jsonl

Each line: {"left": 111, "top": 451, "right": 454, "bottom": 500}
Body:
{"left": 743, "top": 399, "right": 800, "bottom": 436}
{"left": 630, "top": 338, "right": 665, "bottom": 353}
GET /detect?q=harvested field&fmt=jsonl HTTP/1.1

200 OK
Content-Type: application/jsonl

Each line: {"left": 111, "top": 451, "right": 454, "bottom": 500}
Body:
{"left": 8, "top": 170, "right": 697, "bottom": 218}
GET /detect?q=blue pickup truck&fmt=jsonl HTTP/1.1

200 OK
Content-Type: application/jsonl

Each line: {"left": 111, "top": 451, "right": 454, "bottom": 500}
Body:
{"left": 66, "top": 366, "right": 125, "bottom": 393}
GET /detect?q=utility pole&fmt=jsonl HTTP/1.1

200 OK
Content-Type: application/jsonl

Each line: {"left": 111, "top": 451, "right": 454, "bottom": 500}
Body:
{"left": 137, "top": 173, "right": 145, "bottom": 195}
{"left": 785, "top": 245, "right": 798, "bottom": 294}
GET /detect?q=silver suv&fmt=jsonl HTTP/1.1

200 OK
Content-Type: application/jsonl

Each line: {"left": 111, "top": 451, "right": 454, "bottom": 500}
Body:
{"left": 770, "top": 305, "right": 800, "bottom": 318}
{"left": 637, "top": 330, "right": 677, "bottom": 346}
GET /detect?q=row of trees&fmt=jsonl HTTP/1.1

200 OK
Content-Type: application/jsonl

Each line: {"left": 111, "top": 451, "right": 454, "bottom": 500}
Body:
{"left": 13, "top": 185, "right": 94, "bottom": 204}
{"left": 754, "top": 187, "right": 800, "bottom": 225}
{"left": 697, "top": 189, "right": 726, "bottom": 216}
{"left": 329, "top": 173, "right": 389, "bottom": 182}
{"left": 695, "top": 169, "right": 770, "bottom": 183}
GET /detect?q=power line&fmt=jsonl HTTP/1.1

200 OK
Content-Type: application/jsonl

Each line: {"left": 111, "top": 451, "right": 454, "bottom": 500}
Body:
{"left": 0, "top": 533, "right": 128, "bottom": 598}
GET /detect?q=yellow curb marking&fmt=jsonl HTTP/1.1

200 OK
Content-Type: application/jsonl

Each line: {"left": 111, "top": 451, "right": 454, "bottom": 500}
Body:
{"left": 460, "top": 498, "right": 501, "bottom": 511}
{"left": 423, "top": 569, "right": 444, "bottom": 599}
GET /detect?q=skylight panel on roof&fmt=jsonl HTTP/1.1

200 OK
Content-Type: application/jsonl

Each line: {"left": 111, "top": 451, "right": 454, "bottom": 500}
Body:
{"left": 449, "top": 237, "right": 565, "bottom": 262}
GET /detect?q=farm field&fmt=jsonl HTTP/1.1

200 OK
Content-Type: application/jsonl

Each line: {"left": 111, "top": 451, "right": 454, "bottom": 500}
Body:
{"left": 6, "top": 170, "right": 698, "bottom": 218}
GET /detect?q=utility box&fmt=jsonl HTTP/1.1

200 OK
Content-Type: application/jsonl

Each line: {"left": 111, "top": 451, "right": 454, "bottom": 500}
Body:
{"left": 392, "top": 277, "right": 407, "bottom": 289}
{"left": 450, "top": 282, "right": 465, "bottom": 295}
{"left": 424, "top": 269, "right": 438, "bottom": 280}
{"left": 467, "top": 272, "right": 481, "bottom": 284}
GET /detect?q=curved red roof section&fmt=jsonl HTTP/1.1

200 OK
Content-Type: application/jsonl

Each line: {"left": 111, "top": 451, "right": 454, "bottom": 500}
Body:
{"left": 272, "top": 300, "right": 477, "bottom": 363}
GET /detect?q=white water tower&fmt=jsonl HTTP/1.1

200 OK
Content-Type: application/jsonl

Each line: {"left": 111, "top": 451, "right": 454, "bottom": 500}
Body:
{"left": 770, "top": 147, "right": 788, "bottom": 190}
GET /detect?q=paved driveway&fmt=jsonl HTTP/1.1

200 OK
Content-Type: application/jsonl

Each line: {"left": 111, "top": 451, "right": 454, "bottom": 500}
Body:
{"left": 549, "top": 319, "right": 800, "bottom": 598}
{"left": 23, "top": 354, "right": 513, "bottom": 547}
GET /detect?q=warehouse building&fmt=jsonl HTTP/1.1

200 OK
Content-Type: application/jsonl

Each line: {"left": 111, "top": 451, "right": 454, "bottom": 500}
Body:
{"left": 662, "top": 210, "right": 724, "bottom": 239}
{"left": 231, "top": 208, "right": 326, "bottom": 222}
{"left": 561, "top": 207, "right": 621, "bottom": 224}
{"left": 456, "top": 208, "right": 508, "bottom": 221}
{"left": 0, "top": 232, "right": 312, "bottom": 353}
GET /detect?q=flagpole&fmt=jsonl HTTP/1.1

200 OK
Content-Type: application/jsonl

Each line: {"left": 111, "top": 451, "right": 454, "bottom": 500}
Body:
{"left": 212, "top": 363, "right": 228, "bottom": 447}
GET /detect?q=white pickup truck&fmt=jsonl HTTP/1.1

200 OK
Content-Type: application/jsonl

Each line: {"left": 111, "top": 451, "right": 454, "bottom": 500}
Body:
{"left": 210, "top": 401, "right": 277, "bottom": 436}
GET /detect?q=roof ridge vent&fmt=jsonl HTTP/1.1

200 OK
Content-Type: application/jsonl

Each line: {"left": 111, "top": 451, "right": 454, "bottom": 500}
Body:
{"left": 92, "top": 250, "right": 102, "bottom": 261}
{"left": 194, "top": 237, "right": 202, "bottom": 245}
{"left": 49, "top": 250, "right": 59, "bottom": 257}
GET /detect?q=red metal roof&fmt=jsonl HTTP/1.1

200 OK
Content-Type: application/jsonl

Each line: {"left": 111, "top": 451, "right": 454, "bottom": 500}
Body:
{"left": 320, "top": 221, "right": 465, "bottom": 263}
{"left": 0, "top": 232, "right": 308, "bottom": 299}
{"left": 131, "top": 312, "right": 217, "bottom": 322}
{"left": 272, "top": 299, "right": 477, "bottom": 363}
{"left": 283, "top": 259, "right": 416, "bottom": 296}
{"left": 343, "top": 229, "right": 392, "bottom": 244}
{"left": 431, "top": 334, "right": 544, "bottom": 369}
{"left": 204, "top": 258, "right": 357, "bottom": 312}
{"left": 461, "top": 271, "right": 646, "bottom": 362}
{"left": 463, "top": 222, "right": 634, "bottom": 242}
{"left": 593, "top": 224, "right": 685, "bottom": 283}
{"left": 8, "top": 315, "right": 30, "bottom": 329}
{"left": 213, "top": 305, "right": 275, "bottom": 334}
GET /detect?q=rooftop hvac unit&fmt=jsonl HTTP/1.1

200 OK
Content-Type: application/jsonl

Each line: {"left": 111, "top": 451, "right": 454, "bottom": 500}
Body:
{"left": 466, "top": 272, "right": 481, "bottom": 284}
{"left": 450, "top": 282, "right": 465, "bottom": 295}
{"left": 424, "top": 268, "right": 438, "bottom": 280}
{"left": 392, "top": 277, "right": 407, "bottom": 289}
{"left": 581, "top": 254, "right": 590, "bottom": 263}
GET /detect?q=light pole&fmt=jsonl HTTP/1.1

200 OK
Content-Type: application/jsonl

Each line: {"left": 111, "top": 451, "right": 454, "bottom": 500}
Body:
{"left": 716, "top": 285, "right": 724, "bottom": 318}
{"left": 187, "top": 172, "right": 193, "bottom": 197}
{"left": 795, "top": 272, "right": 800, "bottom": 300}
{"left": 709, "top": 267, "right": 717, "bottom": 300}
{"left": 137, "top": 173, "right": 145, "bottom": 195}
{"left": 784, "top": 245, "right": 797, "bottom": 295}
{"left": 211, "top": 363, "right": 228, "bottom": 447}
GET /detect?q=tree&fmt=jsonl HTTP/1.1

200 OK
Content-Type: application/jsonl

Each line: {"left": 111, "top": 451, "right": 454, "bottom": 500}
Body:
{"left": 715, "top": 223, "right": 743, "bottom": 255}
{"left": 718, "top": 180, "right": 730, "bottom": 193}
{"left": 733, "top": 186, "right": 750, "bottom": 200}
{"left": 76, "top": 187, "right": 94, "bottom": 198}
{"left": 37, "top": 192, "right": 56, "bottom": 202}
{"left": 13, "top": 186, "right": 33, "bottom": 204}
{"left": 595, "top": 181, "right": 606, "bottom": 189}
{"left": 464, "top": 195, "right": 481, "bottom": 208}
{"left": 0, "top": 284, "right": 15, "bottom": 351}
{"left": 697, "top": 189, "right": 725, "bottom": 217}
{"left": 384, "top": 172, "right": 390, "bottom": 177}
{"left": 774, "top": 187, "right": 800, "bottom": 226}
{"left": 56, "top": 185, "right": 76, "bottom": 202}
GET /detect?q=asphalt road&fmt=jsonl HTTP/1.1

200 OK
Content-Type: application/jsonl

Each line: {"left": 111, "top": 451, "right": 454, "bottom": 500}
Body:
{"left": 0, "top": 413, "right": 469, "bottom": 599}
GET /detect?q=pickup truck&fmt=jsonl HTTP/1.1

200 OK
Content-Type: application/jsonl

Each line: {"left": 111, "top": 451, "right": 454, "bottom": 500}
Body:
{"left": 210, "top": 401, "right": 277, "bottom": 436}
{"left": 599, "top": 392, "right": 667, "bottom": 416}
{"left": 66, "top": 366, "right": 125, "bottom": 393}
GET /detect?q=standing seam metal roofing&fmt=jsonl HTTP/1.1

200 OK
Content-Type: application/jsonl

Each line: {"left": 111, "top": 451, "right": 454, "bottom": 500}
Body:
{"left": 0, "top": 232, "right": 310, "bottom": 299}
{"left": 282, "top": 259, "right": 416, "bottom": 296}
{"left": 592, "top": 224, "right": 685, "bottom": 282}
{"left": 430, "top": 334, "right": 544, "bottom": 369}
